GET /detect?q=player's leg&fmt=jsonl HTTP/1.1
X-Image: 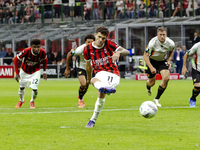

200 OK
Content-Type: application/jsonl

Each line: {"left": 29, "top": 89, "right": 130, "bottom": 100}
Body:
{"left": 86, "top": 92, "right": 106, "bottom": 128}
{"left": 189, "top": 69, "right": 200, "bottom": 107}
{"left": 146, "top": 77, "right": 156, "bottom": 96}
{"left": 160, "top": 69, "right": 170, "bottom": 89}
{"left": 16, "top": 69, "right": 29, "bottom": 108}
{"left": 153, "top": 69, "right": 170, "bottom": 107}
{"left": 91, "top": 71, "right": 117, "bottom": 94}
{"left": 86, "top": 71, "right": 120, "bottom": 128}
{"left": 78, "top": 75, "right": 87, "bottom": 108}
{"left": 30, "top": 70, "right": 40, "bottom": 109}
{"left": 78, "top": 75, "right": 87, "bottom": 99}
{"left": 16, "top": 87, "right": 25, "bottom": 108}
{"left": 92, "top": 78, "right": 116, "bottom": 94}
{"left": 189, "top": 85, "right": 200, "bottom": 107}
{"left": 146, "top": 64, "right": 156, "bottom": 96}
{"left": 30, "top": 89, "right": 38, "bottom": 109}
{"left": 18, "top": 87, "right": 25, "bottom": 102}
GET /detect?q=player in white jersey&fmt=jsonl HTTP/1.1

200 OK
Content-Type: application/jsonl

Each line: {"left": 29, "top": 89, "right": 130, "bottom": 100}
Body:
{"left": 182, "top": 42, "right": 200, "bottom": 107}
{"left": 143, "top": 27, "right": 175, "bottom": 107}
{"left": 64, "top": 34, "right": 95, "bottom": 108}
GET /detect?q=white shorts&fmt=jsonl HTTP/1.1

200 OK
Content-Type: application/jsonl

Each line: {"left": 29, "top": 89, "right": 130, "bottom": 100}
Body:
{"left": 94, "top": 71, "right": 120, "bottom": 88}
{"left": 19, "top": 69, "right": 41, "bottom": 90}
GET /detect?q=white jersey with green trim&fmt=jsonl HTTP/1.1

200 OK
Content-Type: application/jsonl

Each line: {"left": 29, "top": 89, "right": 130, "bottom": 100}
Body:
{"left": 146, "top": 36, "right": 175, "bottom": 61}
{"left": 187, "top": 42, "right": 200, "bottom": 71}
{"left": 71, "top": 44, "right": 86, "bottom": 70}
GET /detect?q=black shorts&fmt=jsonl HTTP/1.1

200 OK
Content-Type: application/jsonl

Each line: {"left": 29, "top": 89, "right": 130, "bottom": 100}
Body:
{"left": 192, "top": 68, "right": 200, "bottom": 84}
{"left": 146, "top": 58, "right": 169, "bottom": 78}
{"left": 76, "top": 68, "right": 87, "bottom": 78}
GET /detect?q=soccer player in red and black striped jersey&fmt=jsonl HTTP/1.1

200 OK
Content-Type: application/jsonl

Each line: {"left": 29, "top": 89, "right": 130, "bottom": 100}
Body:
{"left": 84, "top": 26, "right": 130, "bottom": 128}
{"left": 14, "top": 39, "right": 48, "bottom": 109}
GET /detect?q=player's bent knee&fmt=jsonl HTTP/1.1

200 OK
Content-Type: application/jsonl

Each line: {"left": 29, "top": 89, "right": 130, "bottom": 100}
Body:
{"left": 163, "top": 77, "right": 170, "bottom": 82}
{"left": 162, "top": 78, "right": 169, "bottom": 86}
{"left": 151, "top": 81, "right": 155, "bottom": 86}
{"left": 148, "top": 79, "right": 155, "bottom": 86}
{"left": 80, "top": 83, "right": 87, "bottom": 88}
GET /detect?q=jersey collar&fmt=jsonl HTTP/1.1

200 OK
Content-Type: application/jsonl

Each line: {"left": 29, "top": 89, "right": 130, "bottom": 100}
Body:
{"left": 31, "top": 48, "right": 40, "bottom": 56}
{"left": 92, "top": 41, "right": 105, "bottom": 49}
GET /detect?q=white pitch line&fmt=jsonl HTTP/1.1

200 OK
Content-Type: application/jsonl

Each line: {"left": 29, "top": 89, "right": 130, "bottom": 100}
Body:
{"left": 0, "top": 106, "right": 197, "bottom": 115}
{"left": 161, "top": 106, "right": 195, "bottom": 109}
{"left": 0, "top": 107, "right": 77, "bottom": 110}
{"left": 0, "top": 108, "right": 133, "bottom": 115}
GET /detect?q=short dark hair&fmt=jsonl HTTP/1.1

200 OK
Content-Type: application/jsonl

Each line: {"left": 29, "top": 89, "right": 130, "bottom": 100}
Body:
{"left": 96, "top": 26, "right": 109, "bottom": 36}
{"left": 31, "top": 39, "right": 41, "bottom": 45}
{"left": 84, "top": 34, "right": 95, "bottom": 42}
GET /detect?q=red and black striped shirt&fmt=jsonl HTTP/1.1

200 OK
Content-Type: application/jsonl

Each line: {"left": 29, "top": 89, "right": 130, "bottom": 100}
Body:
{"left": 84, "top": 39, "right": 120, "bottom": 76}
{"left": 15, "top": 47, "right": 47, "bottom": 74}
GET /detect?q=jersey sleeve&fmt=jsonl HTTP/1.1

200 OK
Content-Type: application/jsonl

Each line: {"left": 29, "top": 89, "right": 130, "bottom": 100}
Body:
{"left": 170, "top": 45, "right": 175, "bottom": 52}
{"left": 169, "top": 39, "right": 175, "bottom": 51}
{"left": 43, "top": 50, "right": 47, "bottom": 59}
{"left": 83, "top": 45, "right": 90, "bottom": 61}
{"left": 43, "top": 57, "right": 48, "bottom": 71}
{"left": 145, "top": 39, "right": 154, "bottom": 54}
{"left": 187, "top": 42, "right": 200, "bottom": 56}
{"left": 14, "top": 56, "right": 19, "bottom": 74}
{"left": 41, "top": 48, "right": 47, "bottom": 60}
{"left": 17, "top": 50, "right": 27, "bottom": 60}
{"left": 72, "top": 44, "right": 86, "bottom": 56}
{"left": 41, "top": 49, "right": 47, "bottom": 70}
{"left": 107, "top": 40, "right": 119, "bottom": 52}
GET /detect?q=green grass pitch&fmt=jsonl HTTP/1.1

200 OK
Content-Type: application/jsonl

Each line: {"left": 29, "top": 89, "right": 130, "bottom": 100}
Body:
{"left": 0, "top": 78, "right": 200, "bottom": 150}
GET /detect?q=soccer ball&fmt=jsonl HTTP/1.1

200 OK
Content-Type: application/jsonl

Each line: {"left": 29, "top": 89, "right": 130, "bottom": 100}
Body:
{"left": 139, "top": 101, "right": 158, "bottom": 118}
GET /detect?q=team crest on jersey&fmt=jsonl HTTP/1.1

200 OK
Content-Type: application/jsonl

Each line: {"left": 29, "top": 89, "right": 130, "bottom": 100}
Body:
{"left": 104, "top": 48, "right": 107, "bottom": 53}
{"left": 194, "top": 79, "right": 196, "bottom": 82}
{"left": 78, "top": 71, "right": 82, "bottom": 74}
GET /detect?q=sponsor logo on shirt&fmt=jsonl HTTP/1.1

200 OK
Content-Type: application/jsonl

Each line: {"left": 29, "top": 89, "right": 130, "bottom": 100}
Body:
{"left": 26, "top": 60, "right": 38, "bottom": 66}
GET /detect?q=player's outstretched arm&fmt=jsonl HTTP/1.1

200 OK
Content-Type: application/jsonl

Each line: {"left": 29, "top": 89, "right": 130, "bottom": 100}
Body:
{"left": 182, "top": 53, "right": 188, "bottom": 75}
{"left": 43, "top": 72, "right": 47, "bottom": 80}
{"left": 14, "top": 56, "right": 20, "bottom": 82}
{"left": 86, "top": 61, "right": 92, "bottom": 85}
{"left": 167, "top": 50, "right": 174, "bottom": 69}
{"left": 43, "top": 58, "right": 48, "bottom": 80}
{"left": 64, "top": 52, "right": 72, "bottom": 78}
{"left": 112, "top": 47, "right": 130, "bottom": 63}
{"left": 143, "top": 50, "right": 156, "bottom": 74}
{"left": 117, "top": 47, "right": 130, "bottom": 56}
{"left": 15, "top": 74, "right": 20, "bottom": 83}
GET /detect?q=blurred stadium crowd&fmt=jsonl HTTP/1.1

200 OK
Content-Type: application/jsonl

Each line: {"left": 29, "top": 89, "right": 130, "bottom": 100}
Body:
{"left": 0, "top": 0, "right": 200, "bottom": 24}
{"left": 1, "top": 0, "right": 200, "bottom": 77}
